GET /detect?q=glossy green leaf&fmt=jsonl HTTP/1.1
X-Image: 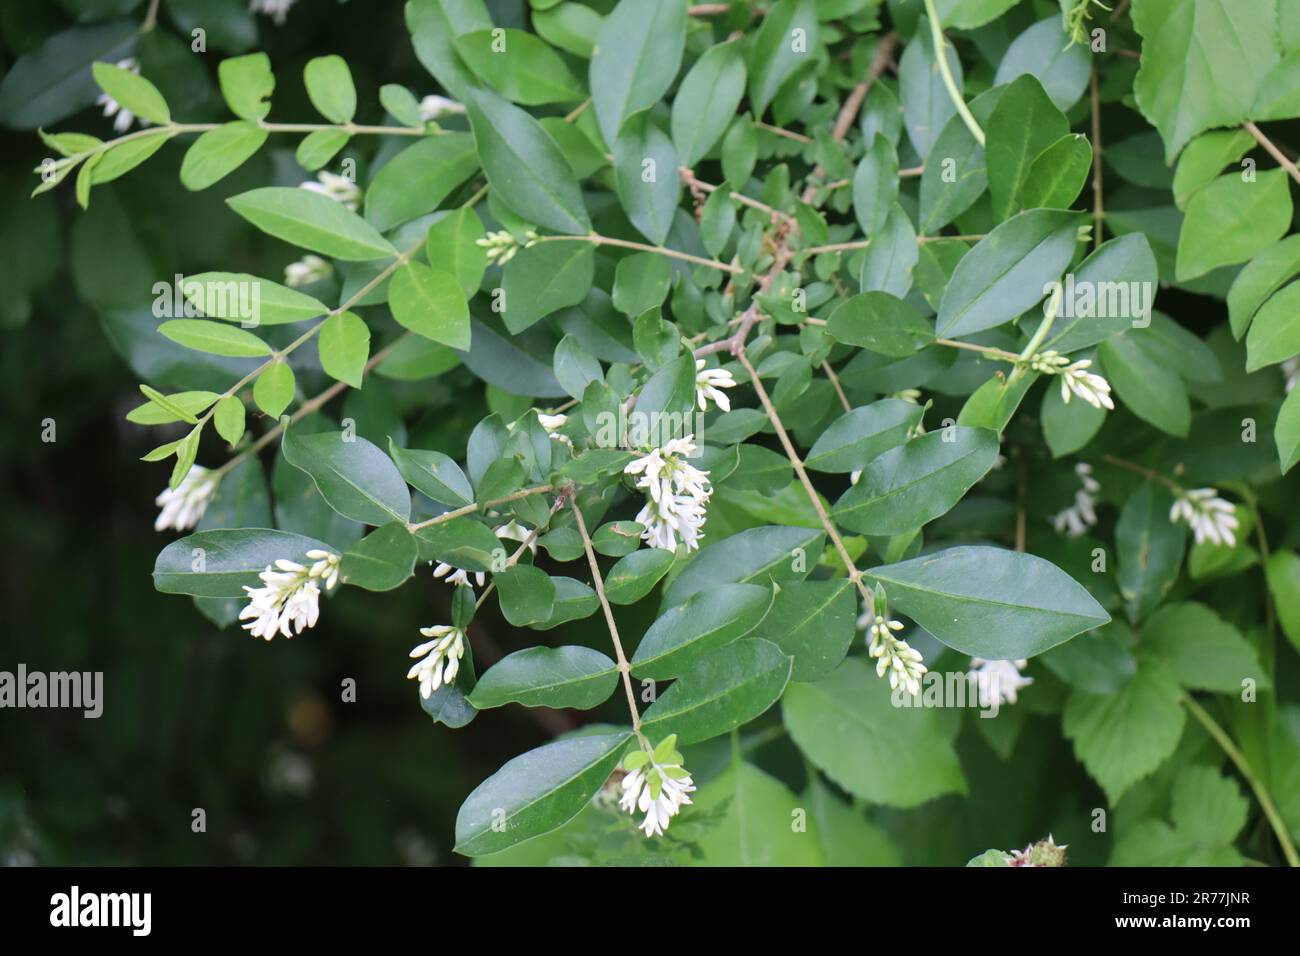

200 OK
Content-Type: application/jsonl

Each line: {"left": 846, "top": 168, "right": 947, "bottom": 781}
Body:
{"left": 282, "top": 426, "right": 411, "bottom": 525}
{"left": 154, "top": 528, "right": 332, "bottom": 597}
{"left": 227, "top": 187, "right": 397, "bottom": 261}
{"left": 469, "top": 646, "right": 618, "bottom": 710}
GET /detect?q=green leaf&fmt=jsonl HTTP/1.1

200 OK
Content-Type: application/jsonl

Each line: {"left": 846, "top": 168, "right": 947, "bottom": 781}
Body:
{"left": 535, "top": 3, "right": 604, "bottom": 59}
{"left": 858, "top": 203, "right": 919, "bottom": 298}
{"left": 851, "top": 134, "right": 899, "bottom": 238}
{"left": 464, "top": 88, "right": 590, "bottom": 235}
{"left": 227, "top": 187, "right": 397, "bottom": 261}
{"left": 826, "top": 292, "right": 934, "bottom": 357}
{"left": 1172, "top": 129, "right": 1256, "bottom": 209}
{"left": 1098, "top": 333, "right": 1190, "bottom": 437}
{"left": 303, "top": 54, "right": 356, "bottom": 123}
{"left": 1228, "top": 234, "right": 1300, "bottom": 339}
{"left": 1044, "top": 233, "right": 1158, "bottom": 354}
{"left": 665, "top": 526, "right": 823, "bottom": 606}
{"left": 784, "top": 658, "right": 966, "bottom": 807}
{"left": 671, "top": 39, "right": 746, "bottom": 167}
{"left": 868, "top": 545, "right": 1111, "bottom": 658}
{"left": 1175, "top": 169, "right": 1293, "bottom": 281}
{"left": 589, "top": 0, "right": 687, "bottom": 144}
{"left": 317, "top": 311, "right": 370, "bottom": 388}
{"left": 416, "top": 517, "right": 503, "bottom": 572}
{"left": 611, "top": 250, "right": 672, "bottom": 316}
{"left": 632, "top": 351, "right": 696, "bottom": 420}
{"left": 213, "top": 395, "right": 246, "bottom": 446}
{"left": 553, "top": 335, "right": 604, "bottom": 400}
{"left": 180, "top": 121, "right": 268, "bottom": 190}
{"left": 1115, "top": 482, "right": 1185, "bottom": 622}
{"left": 181, "top": 272, "right": 327, "bottom": 327}
{"left": 128, "top": 389, "right": 217, "bottom": 425}
{"left": 832, "top": 428, "right": 1000, "bottom": 535}
{"left": 389, "top": 261, "right": 470, "bottom": 349}
{"left": 1020, "top": 134, "right": 1093, "bottom": 210}
{"left": 218, "top": 52, "right": 274, "bottom": 122}
{"left": 0, "top": 20, "right": 138, "bottom": 130}
{"left": 1132, "top": 0, "right": 1279, "bottom": 162}
{"left": 746, "top": 578, "right": 856, "bottom": 682}
{"left": 364, "top": 134, "right": 479, "bottom": 232}
{"left": 1139, "top": 602, "right": 1267, "bottom": 692}
{"left": 469, "top": 646, "right": 618, "bottom": 710}
{"left": 389, "top": 442, "right": 474, "bottom": 507}
{"left": 1245, "top": 280, "right": 1300, "bottom": 372}
{"left": 1277, "top": 387, "right": 1300, "bottom": 474}
{"left": 1265, "top": 550, "right": 1300, "bottom": 653}
{"left": 92, "top": 129, "right": 174, "bottom": 184}
{"left": 1041, "top": 373, "right": 1105, "bottom": 457}
{"left": 297, "top": 129, "right": 350, "bottom": 176}
{"left": 154, "top": 528, "right": 332, "bottom": 597}
{"left": 747, "top": 0, "right": 818, "bottom": 118}
{"left": 340, "top": 522, "right": 418, "bottom": 590}
{"left": 900, "top": 14, "right": 962, "bottom": 158}
{"left": 693, "top": 762, "right": 825, "bottom": 866}
{"left": 496, "top": 564, "right": 557, "bottom": 626}
{"left": 631, "top": 582, "right": 773, "bottom": 680}
{"left": 604, "top": 547, "right": 676, "bottom": 605}
{"left": 535, "top": 577, "right": 601, "bottom": 630}
{"left": 993, "top": 14, "right": 1090, "bottom": 109}
{"left": 253, "top": 360, "right": 295, "bottom": 417}
{"left": 805, "top": 400, "right": 924, "bottom": 473}
{"left": 92, "top": 60, "right": 170, "bottom": 125}
{"left": 282, "top": 426, "right": 411, "bottom": 525}
{"left": 1111, "top": 765, "right": 1248, "bottom": 866}
{"left": 501, "top": 240, "right": 595, "bottom": 334}
{"left": 454, "top": 29, "right": 583, "bottom": 105}
{"left": 918, "top": 88, "right": 1002, "bottom": 233}
{"left": 985, "top": 74, "right": 1068, "bottom": 222}
{"left": 405, "top": 0, "right": 493, "bottom": 103}
{"left": 612, "top": 117, "right": 681, "bottom": 247}
{"left": 454, "top": 731, "right": 632, "bottom": 856}
{"left": 426, "top": 207, "right": 487, "bottom": 297}
{"left": 640, "top": 639, "right": 792, "bottom": 744}
{"left": 936, "top": 209, "right": 1079, "bottom": 337}
{"left": 158, "top": 319, "right": 271, "bottom": 357}
{"left": 1063, "top": 660, "right": 1186, "bottom": 804}
{"left": 379, "top": 84, "right": 424, "bottom": 127}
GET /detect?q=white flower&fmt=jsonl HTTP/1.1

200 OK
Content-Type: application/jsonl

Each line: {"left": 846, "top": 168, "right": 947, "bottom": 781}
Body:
{"left": 248, "top": 0, "right": 297, "bottom": 25}
{"left": 537, "top": 412, "right": 573, "bottom": 448}
{"left": 419, "top": 95, "right": 466, "bottom": 121}
{"left": 1283, "top": 356, "right": 1299, "bottom": 393}
{"left": 494, "top": 519, "right": 538, "bottom": 555}
{"left": 431, "top": 562, "right": 485, "bottom": 589}
{"left": 96, "top": 59, "right": 147, "bottom": 134}
{"left": 862, "top": 601, "right": 927, "bottom": 697}
{"left": 238, "top": 549, "right": 340, "bottom": 640}
{"left": 968, "top": 658, "right": 1033, "bottom": 707}
{"left": 1052, "top": 462, "right": 1100, "bottom": 538}
{"left": 300, "top": 171, "right": 361, "bottom": 211}
{"left": 154, "top": 465, "right": 219, "bottom": 532}
{"left": 618, "top": 736, "right": 695, "bottom": 838}
{"left": 695, "top": 359, "right": 736, "bottom": 412}
{"left": 1170, "top": 487, "right": 1239, "bottom": 547}
{"left": 625, "top": 435, "right": 713, "bottom": 552}
{"left": 1032, "top": 351, "right": 1114, "bottom": 411}
{"left": 475, "top": 229, "right": 537, "bottom": 266}
{"left": 284, "top": 255, "right": 332, "bottom": 288}
{"left": 407, "top": 624, "right": 467, "bottom": 698}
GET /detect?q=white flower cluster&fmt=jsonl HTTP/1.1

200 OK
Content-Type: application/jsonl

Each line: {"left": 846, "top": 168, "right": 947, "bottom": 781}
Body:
{"left": 476, "top": 229, "right": 538, "bottom": 266}
{"left": 694, "top": 359, "right": 736, "bottom": 412}
{"left": 97, "top": 58, "right": 146, "bottom": 134}
{"left": 419, "top": 95, "right": 465, "bottom": 121}
{"left": 1031, "top": 350, "right": 1114, "bottom": 411}
{"left": 537, "top": 412, "right": 573, "bottom": 448}
{"left": 407, "top": 624, "right": 467, "bottom": 699}
{"left": 239, "top": 550, "right": 341, "bottom": 640}
{"left": 860, "top": 596, "right": 927, "bottom": 696}
{"left": 154, "top": 465, "right": 219, "bottom": 532}
{"left": 248, "top": 0, "right": 297, "bottom": 25}
{"left": 618, "top": 736, "right": 695, "bottom": 838}
{"left": 432, "top": 520, "right": 535, "bottom": 589}
{"left": 1052, "top": 462, "right": 1100, "bottom": 537}
{"left": 1170, "top": 487, "right": 1239, "bottom": 547}
{"left": 300, "top": 170, "right": 361, "bottom": 211}
{"left": 284, "top": 254, "right": 332, "bottom": 288}
{"left": 968, "top": 658, "right": 1033, "bottom": 707}
{"left": 624, "top": 436, "right": 712, "bottom": 552}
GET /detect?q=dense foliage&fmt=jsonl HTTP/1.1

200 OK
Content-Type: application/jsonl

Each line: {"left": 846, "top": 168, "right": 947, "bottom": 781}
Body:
{"left": 8, "top": 0, "right": 1300, "bottom": 867}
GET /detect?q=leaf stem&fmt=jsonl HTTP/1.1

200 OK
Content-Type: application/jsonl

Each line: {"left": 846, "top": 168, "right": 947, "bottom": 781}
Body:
{"left": 538, "top": 233, "right": 745, "bottom": 274}
{"left": 1099, "top": 454, "right": 1184, "bottom": 494}
{"left": 1182, "top": 693, "right": 1300, "bottom": 867}
{"left": 922, "top": 0, "right": 985, "bottom": 146}
{"left": 1244, "top": 121, "right": 1300, "bottom": 187}
{"left": 569, "top": 496, "right": 647, "bottom": 745}
{"left": 407, "top": 485, "right": 556, "bottom": 533}
{"left": 1090, "top": 62, "right": 1104, "bottom": 249}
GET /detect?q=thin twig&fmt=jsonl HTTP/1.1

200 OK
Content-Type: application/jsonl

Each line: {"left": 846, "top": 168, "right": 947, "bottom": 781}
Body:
{"left": 1245, "top": 121, "right": 1300, "bottom": 186}
{"left": 408, "top": 485, "right": 555, "bottom": 533}
{"left": 570, "top": 497, "right": 647, "bottom": 746}
{"left": 922, "top": 0, "right": 985, "bottom": 146}
{"left": 1090, "top": 62, "right": 1104, "bottom": 250}
{"left": 539, "top": 233, "right": 744, "bottom": 275}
